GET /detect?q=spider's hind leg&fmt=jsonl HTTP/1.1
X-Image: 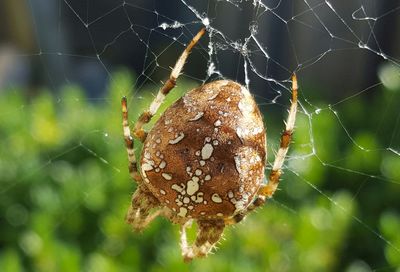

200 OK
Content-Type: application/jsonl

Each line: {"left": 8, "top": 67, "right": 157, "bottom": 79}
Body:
{"left": 224, "top": 196, "right": 267, "bottom": 225}
{"left": 180, "top": 219, "right": 225, "bottom": 262}
{"left": 126, "top": 186, "right": 162, "bottom": 232}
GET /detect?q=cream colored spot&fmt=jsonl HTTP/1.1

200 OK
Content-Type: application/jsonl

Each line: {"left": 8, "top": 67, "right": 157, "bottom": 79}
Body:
{"left": 189, "top": 111, "right": 204, "bottom": 121}
{"left": 236, "top": 127, "right": 249, "bottom": 142}
{"left": 187, "top": 178, "right": 200, "bottom": 195}
{"left": 234, "top": 155, "right": 242, "bottom": 175}
{"left": 217, "top": 213, "right": 223, "bottom": 217}
{"left": 169, "top": 132, "right": 185, "bottom": 144}
{"left": 208, "top": 92, "right": 220, "bottom": 100}
{"left": 252, "top": 127, "right": 263, "bottom": 135}
{"left": 141, "top": 163, "right": 153, "bottom": 171}
{"left": 204, "top": 175, "right": 211, "bottom": 181}
{"left": 176, "top": 199, "right": 183, "bottom": 206}
{"left": 183, "top": 197, "right": 190, "bottom": 204}
{"left": 195, "top": 169, "right": 202, "bottom": 176}
{"left": 232, "top": 193, "right": 250, "bottom": 213}
{"left": 214, "top": 120, "right": 222, "bottom": 127}
{"left": 160, "top": 189, "right": 166, "bottom": 195}
{"left": 162, "top": 173, "right": 172, "bottom": 180}
{"left": 238, "top": 99, "right": 254, "bottom": 116}
{"left": 211, "top": 193, "right": 223, "bottom": 203}
{"left": 201, "top": 143, "right": 214, "bottom": 160}
{"left": 177, "top": 207, "right": 188, "bottom": 217}
{"left": 171, "top": 184, "right": 184, "bottom": 193}
{"left": 159, "top": 161, "right": 166, "bottom": 169}
{"left": 200, "top": 160, "right": 206, "bottom": 166}
{"left": 191, "top": 191, "right": 204, "bottom": 203}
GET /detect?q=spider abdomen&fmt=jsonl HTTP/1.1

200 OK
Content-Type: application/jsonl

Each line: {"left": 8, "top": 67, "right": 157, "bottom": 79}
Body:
{"left": 141, "top": 80, "right": 266, "bottom": 219}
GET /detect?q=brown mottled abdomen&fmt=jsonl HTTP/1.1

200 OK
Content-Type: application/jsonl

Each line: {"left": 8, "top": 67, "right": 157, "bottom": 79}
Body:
{"left": 140, "top": 80, "right": 266, "bottom": 219}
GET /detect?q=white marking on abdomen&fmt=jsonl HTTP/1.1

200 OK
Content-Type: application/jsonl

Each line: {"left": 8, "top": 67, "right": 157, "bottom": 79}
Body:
{"left": 201, "top": 143, "right": 214, "bottom": 160}
{"left": 162, "top": 173, "right": 173, "bottom": 180}
{"left": 189, "top": 112, "right": 204, "bottom": 121}
{"left": 169, "top": 132, "right": 185, "bottom": 144}
{"left": 177, "top": 207, "right": 188, "bottom": 217}
{"left": 211, "top": 193, "right": 223, "bottom": 203}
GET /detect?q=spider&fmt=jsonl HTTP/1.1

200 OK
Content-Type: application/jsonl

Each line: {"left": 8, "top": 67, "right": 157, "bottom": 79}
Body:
{"left": 121, "top": 27, "right": 298, "bottom": 261}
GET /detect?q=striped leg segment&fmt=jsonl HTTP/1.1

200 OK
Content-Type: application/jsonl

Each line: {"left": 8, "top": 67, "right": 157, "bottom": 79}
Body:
{"left": 122, "top": 96, "right": 142, "bottom": 182}
{"left": 259, "top": 73, "right": 298, "bottom": 198}
{"left": 126, "top": 186, "right": 161, "bottom": 232}
{"left": 180, "top": 219, "right": 225, "bottom": 262}
{"left": 133, "top": 28, "right": 206, "bottom": 142}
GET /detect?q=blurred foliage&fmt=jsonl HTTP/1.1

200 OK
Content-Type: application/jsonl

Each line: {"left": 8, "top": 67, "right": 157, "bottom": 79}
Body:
{"left": 0, "top": 70, "right": 400, "bottom": 272}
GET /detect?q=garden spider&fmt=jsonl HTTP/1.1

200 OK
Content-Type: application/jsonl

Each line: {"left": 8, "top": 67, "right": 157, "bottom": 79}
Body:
{"left": 121, "top": 27, "right": 298, "bottom": 261}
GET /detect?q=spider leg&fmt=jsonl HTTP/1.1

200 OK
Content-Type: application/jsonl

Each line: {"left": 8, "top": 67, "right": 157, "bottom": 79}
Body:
{"left": 126, "top": 185, "right": 161, "bottom": 232}
{"left": 180, "top": 219, "right": 225, "bottom": 262}
{"left": 122, "top": 97, "right": 142, "bottom": 181}
{"left": 132, "top": 28, "right": 206, "bottom": 142}
{"left": 259, "top": 73, "right": 298, "bottom": 197}
{"left": 225, "top": 74, "right": 299, "bottom": 225}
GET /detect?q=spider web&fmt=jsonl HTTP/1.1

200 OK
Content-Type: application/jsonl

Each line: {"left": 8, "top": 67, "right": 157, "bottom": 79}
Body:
{"left": 1, "top": 0, "right": 400, "bottom": 270}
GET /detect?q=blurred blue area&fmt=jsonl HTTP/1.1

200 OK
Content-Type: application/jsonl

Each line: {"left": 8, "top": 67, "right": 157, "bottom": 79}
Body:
{"left": 0, "top": 0, "right": 399, "bottom": 98}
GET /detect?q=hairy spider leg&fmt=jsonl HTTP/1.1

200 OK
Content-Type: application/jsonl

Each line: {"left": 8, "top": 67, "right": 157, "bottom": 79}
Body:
{"left": 132, "top": 27, "right": 206, "bottom": 142}
{"left": 123, "top": 98, "right": 164, "bottom": 230}
{"left": 126, "top": 185, "right": 162, "bottom": 232}
{"left": 225, "top": 73, "right": 298, "bottom": 225}
{"left": 121, "top": 96, "right": 142, "bottom": 182}
{"left": 180, "top": 219, "right": 225, "bottom": 262}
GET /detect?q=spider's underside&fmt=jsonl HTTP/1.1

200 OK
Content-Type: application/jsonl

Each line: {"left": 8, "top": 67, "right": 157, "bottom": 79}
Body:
{"left": 121, "top": 28, "right": 298, "bottom": 261}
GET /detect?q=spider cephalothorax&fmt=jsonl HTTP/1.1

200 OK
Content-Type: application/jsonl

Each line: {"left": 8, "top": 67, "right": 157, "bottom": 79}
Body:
{"left": 121, "top": 28, "right": 298, "bottom": 261}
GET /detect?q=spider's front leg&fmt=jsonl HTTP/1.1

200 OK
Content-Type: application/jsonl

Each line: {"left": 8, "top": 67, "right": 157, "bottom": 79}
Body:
{"left": 180, "top": 219, "right": 225, "bottom": 262}
{"left": 132, "top": 28, "right": 206, "bottom": 142}
{"left": 121, "top": 96, "right": 142, "bottom": 182}
{"left": 122, "top": 97, "right": 163, "bottom": 231}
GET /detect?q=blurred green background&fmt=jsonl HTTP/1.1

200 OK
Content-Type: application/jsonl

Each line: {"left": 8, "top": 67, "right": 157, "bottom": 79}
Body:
{"left": 1, "top": 69, "right": 400, "bottom": 272}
